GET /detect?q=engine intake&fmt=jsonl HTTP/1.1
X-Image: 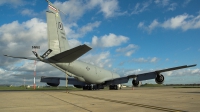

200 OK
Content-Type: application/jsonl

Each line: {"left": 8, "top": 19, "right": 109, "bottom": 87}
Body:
{"left": 132, "top": 80, "right": 142, "bottom": 87}
{"left": 155, "top": 74, "right": 164, "bottom": 84}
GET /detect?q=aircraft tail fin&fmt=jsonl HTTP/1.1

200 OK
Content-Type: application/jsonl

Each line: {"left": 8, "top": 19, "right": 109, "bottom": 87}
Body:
{"left": 46, "top": 1, "right": 70, "bottom": 58}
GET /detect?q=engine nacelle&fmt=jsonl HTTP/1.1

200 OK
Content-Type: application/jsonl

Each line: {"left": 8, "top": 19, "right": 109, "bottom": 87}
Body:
{"left": 132, "top": 80, "right": 142, "bottom": 87}
{"left": 41, "top": 77, "right": 60, "bottom": 87}
{"left": 74, "top": 85, "right": 83, "bottom": 88}
{"left": 155, "top": 74, "right": 164, "bottom": 84}
{"left": 47, "top": 83, "right": 59, "bottom": 87}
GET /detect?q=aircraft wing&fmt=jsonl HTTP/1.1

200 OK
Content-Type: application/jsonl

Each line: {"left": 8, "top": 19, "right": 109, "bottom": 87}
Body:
{"left": 4, "top": 55, "right": 39, "bottom": 61}
{"left": 104, "top": 64, "right": 197, "bottom": 85}
{"left": 48, "top": 44, "right": 92, "bottom": 63}
{"left": 127, "top": 64, "right": 197, "bottom": 81}
{"left": 40, "top": 76, "right": 86, "bottom": 86}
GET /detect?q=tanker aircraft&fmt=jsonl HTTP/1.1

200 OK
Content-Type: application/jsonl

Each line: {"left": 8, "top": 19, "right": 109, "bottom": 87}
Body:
{"left": 4, "top": 0, "right": 196, "bottom": 90}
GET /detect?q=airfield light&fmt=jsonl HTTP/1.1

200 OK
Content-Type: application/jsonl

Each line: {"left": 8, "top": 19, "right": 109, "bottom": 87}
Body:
{"left": 32, "top": 46, "right": 40, "bottom": 90}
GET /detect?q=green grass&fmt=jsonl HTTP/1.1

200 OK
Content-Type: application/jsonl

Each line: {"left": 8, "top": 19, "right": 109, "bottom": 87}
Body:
{"left": 173, "top": 86, "right": 200, "bottom": 88}
{"left": 0, "top": 86, "right": 82, "bottom": 91}
{"left": 141, "top": 84, "right": 164, "bottom": 87}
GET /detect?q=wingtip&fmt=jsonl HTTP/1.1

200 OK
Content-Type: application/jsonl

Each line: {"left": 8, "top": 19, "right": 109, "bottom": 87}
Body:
{"left": 188, "top": 64, "right": 197, "bottom": 67}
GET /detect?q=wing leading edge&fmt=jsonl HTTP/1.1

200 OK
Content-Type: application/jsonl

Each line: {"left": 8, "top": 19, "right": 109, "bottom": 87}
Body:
{"left": 105, "top": 64, "right": 197, "bottom": 85}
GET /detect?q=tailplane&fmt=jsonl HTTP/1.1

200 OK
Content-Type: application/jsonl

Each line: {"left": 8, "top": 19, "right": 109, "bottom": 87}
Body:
{"left": 46, "top": 0, "right": 70, "bottom": 58}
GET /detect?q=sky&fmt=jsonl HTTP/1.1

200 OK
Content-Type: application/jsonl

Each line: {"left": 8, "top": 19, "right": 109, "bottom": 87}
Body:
{"left": 0, "top": 0, "right": 200, "bottom": 86}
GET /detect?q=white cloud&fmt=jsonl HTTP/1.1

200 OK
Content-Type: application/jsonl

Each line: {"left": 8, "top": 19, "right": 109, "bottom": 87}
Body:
{"left": 131, "top": 1, "right": 151, "bottom": 14}
{"left": 138, "top": 13, "right": 200, "bottom": 32}
{"left": 78, "top": 21, "right": 101, "bottom": 36}
{"left": 133, "top": 57, "right": 159, "bottom": 63}
{"left": 116, "top": 44, "right": 139, "bottom": 56}
{"left": 154, "top": 0, "right": 169, "bottom": 6}
{"left": 167, "top": 3, "right": 177, "bottom": 11}
{"left": 80, "top": 51, "right": 111, "bottom": 68}
{"left": 54, "top": 0, "right": 87, "bottom": 21}
{"left": 65, "top": 21, "right": 101, "bottom": 39}
{"left": 163, "top": 68, "right": 200, "bottom": 76}
{"left": 21, "top": 9, "right": 38, "bottom": 16}
{"left": 53, "top": 0, "right": 122, "bottom": 21}
{"left": 138, "top": 19, "right": 159, "bottom": 33}
{"left": 124, "top": 69, "right": 143, "bottom": 76}
{"left": 0, "top": 18, "right": 47, "bottom": 57}
{"left": 150, "top": 57, "right": 158, "bottom": 62}
{"left": 0, "top": 0, "right": 25, "bottom": 7}
{"left": 68, "top": 39, "right": 82, "bottom": 48}
{"left": 182, "top": 0, "right": 191, "bottom": 7}
{"left": 91, "top": 33, "right": 129, "bottom": 47}
{"left": 162, "top": 14, "right": 188, "bottom": 29}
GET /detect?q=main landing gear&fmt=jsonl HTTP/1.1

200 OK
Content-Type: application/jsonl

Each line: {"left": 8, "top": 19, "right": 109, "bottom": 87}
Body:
{"left": 109, "top": 85, "right": 121, "bottom": 90}
{"left": 83, "top": 84, "right": 103, "bottom": 90}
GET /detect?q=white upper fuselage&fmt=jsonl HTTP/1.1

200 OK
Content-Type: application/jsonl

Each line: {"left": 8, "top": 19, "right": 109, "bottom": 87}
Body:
{"left": 54, "top": 60, "right": 120, "bottom": 84}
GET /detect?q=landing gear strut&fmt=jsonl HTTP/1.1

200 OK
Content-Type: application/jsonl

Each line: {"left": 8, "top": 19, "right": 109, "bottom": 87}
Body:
{"left": 83, "top": 85, "right": 92, "bottom": 90}
{"left": 109, "top": 85, "right": 119, "bottom": 90}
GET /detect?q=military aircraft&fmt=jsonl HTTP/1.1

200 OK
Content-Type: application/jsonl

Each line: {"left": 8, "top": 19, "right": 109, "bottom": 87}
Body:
{"left": 4, "top": 0, "right": 196, "bottom": 90}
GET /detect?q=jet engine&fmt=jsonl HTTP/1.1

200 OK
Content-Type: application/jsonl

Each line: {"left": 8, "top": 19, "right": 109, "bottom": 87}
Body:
{"left": 74, "top": 85, "right": 83, "bottom": 88}
{"left": 47, "top": 82, "right": 59, "bottom": 87}
{"left": 155, "top": 74, "right": 164, "bottom": 84}
{"left": 132, "top": 80, "right": 142, "bottom": 87}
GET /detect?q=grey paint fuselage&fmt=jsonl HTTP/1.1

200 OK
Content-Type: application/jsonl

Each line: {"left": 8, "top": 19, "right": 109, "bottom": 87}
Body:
{"left": 53, "top": 60, "right": 120, "bottom": 84}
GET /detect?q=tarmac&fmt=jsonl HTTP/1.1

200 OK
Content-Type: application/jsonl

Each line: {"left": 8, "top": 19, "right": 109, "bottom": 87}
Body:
{"left": 0, "top": 87, "right": 200, "bottom": 112}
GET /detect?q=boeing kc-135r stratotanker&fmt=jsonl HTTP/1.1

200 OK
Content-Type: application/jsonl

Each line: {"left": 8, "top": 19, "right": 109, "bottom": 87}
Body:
{"left": 4, "top": 0, "right": 196, "bottom": 90}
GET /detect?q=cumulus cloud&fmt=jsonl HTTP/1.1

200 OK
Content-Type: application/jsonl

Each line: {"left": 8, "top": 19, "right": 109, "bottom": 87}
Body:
{"left": 163, "top": 68, "right": 200, "bottom": 76}
{"left": 53, "top": 0, "right": 122, "bottom": 21}
{"left": 133, "top": 57, "right": 159, "bottom": 63}
{"left": 138, "top": 13, "right": 200, "bottom": 32}
{"left": 0, "top": 18, "right": 63, "bottom": 85}
{"left": 68, "top": 39, "right": 82, "bottom": 48}
{"left": 124, "top": 69, "right": 143, "bottom": 76}
{"left": 0, "top": 18, "right": 48, "bottom": 59}
{"left": 88, "top": 0, "right": 124, "bottom": 18}
{"left": 91, "top": 33, "right": 129, "bottom": 47}
{"left": 65, "top": 21, "right": 101, "bottom": 38}
{"left": 65, "top": 21, "right": 101, "bottom": 39}
{"left": 80, "top": 51, "right": 111, "bottom": 68}
{"left": 116, "top": 44, "right": 139, "bottom": 56}
{"left": 21, "top": 9, "right": 39, "bottom": 17}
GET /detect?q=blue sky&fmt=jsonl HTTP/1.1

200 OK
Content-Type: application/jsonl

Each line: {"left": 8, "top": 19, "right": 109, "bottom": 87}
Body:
{"left": 0, "top": 0, "right": 199, "bottom": 86}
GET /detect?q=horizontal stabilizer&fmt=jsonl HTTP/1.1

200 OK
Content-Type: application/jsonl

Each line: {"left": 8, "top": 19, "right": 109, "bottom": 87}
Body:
{"left": 48, "top": 44, "right": 92, "bottom": 63}
{"left": 4, "top": 55, "right": 39, "bottom": 61}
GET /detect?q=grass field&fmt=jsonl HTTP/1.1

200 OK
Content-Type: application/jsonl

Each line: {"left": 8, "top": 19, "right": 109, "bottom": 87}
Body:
{"left": 0, "top": 86, "right": 82, "bottom": 91}
{"left": 0, "top": 84, "right": 199, "bottom": 91}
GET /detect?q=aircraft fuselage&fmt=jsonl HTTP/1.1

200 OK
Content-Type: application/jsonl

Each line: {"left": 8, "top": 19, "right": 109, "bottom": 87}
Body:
{"left": 54, "top": 60, "right": 120, "bottom": 84}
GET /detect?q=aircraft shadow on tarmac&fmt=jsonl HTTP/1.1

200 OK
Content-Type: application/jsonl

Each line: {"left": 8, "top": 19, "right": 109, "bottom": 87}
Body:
{"left": 182, "top": 92, "right": 200, "bottom": 94}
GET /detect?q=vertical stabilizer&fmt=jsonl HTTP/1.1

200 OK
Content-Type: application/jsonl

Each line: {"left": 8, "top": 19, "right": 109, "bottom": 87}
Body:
{"left": 46, "top": 1, "right": 70, "bottom": 58}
